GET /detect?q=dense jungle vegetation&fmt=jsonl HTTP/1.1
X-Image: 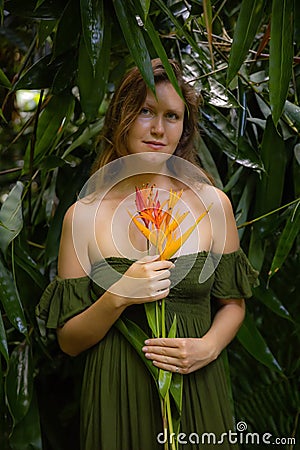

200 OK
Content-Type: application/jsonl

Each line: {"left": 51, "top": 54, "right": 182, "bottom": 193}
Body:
{"left": 0, "top": 0, "right": 299, "bottom": 448}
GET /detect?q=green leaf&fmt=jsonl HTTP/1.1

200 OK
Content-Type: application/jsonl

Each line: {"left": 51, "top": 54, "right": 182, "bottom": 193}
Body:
{"left": 80, "top": 0, "right": 104, "bottom": 73}
{"left": 0, "top": 257, "right": 27, "bottom": 335}
{"left": 52, "top": 0, "right": 81, "bottom": 58}
{"left": 143, "top": 16, "right": 182, "bottom": 99}
{"left": 153, "top": 0, "right": 203, "bottom": 58}
{"left": 200, "top": 105, "right": 263, "bottom": 170}
{"left": 144, "top": 302, "right": 158, "bottom": 337}
{"left": 78, "top": 6, "right": 111, "bottom": 122}
{"left": 268, "top": 203, "right": 300, "bottom": 278}
{"left": 196, "top": 136, "right": 223, "bottom": 189}
{"left": 237, "top": 312, "right": 282, "bottom": 373}
{"left": 14, "top": 245, "right": 47, "bottom": 291}
{"left": 236, "top": 174, "right": 256, "bottom": 240}
{"left": 5, "top": 342, "right": 33, "bottom": 425}
{"left": 139, "top": 0, "right": 150, "bottom": 21}
{"left": 203, "top": 0, "right": 214, "bottom": 67}
{"left": 9, "top": 390, "right": 42, "bottom": 450}
{"left": 158, "top": 315, "right": 177, "bottom": 399}
{"left": 202, "top": 77, "right": 240, "bottom": 109}
{"left": 0, "top": 0, "right": 3, "bottom": 23}
{"left": 0, "top": 181, "right": 24, "bottom": 255}
{"left": 37, "top": 19, "right": 57, "bottom": 45}
{"left": 0, "top": 68, "right": 11, "bottom": 89}
{"left": 12, "top": 52, "right": 76, "bottom": 92}
{"left": 253, "top": 282, "right": 293, "bottom": 322}
{"left": 227, "top": 0, "right": 265, "bottom": 84}
{"left": 35, "top": 0, "right": 46, "bottom": 9}
{"left": 23, "top": 94, "right": 74, "bottom": 171}
{"left": 0, "top": 311, "right": 9, "bottom": 363}
{"left": 62, "top": 118, "right": 104, "bottom": 158}
{"left": 254, "top": 116, "right": 287, "bottom": 216}
{"left": 248, "top": 116, "right": 287, "bottom": 270}
{"left": 5, "top": 0, "right": 65, "bottom": 19}
{"left": 169, "top": 372, "right": 183, "bottom": 416}
{"left": 115, "top": 318, "right": 158, "bottom": 382}
{"left": 269, "top": 0, "right": 294, "bottom": 124}
{"left": 283, "top": 100, "right": 300, "bottom": 130}
{"left": 112, "top": 0, "right": 154, "bottom": 93}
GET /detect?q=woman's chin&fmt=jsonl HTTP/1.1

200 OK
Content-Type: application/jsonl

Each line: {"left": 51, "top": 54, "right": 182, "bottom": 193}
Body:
{"left": 132, "top": 151, "right": 172, "bottom": 167}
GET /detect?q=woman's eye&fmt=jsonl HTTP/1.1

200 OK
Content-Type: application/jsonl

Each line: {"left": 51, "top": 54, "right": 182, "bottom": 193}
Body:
{"left": 166, "top": 112, "right": 179, "bottom": 120}
{"left": 140, "top": 107, "right": 151, "bottom": 116}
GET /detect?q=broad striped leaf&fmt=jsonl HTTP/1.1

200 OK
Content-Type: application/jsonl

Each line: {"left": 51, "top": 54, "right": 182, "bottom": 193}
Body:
{"left": 78, "top": 4, "right": 111, "bottom": 121}
{"left": 237, "top": 312, "right": 282, "bottom": 373}
{"left": 5, "top": 342, "right": 33, "bottom": 425}
{"left": 114, "top": 318, "right": 159, "bottom": 382}
{"left": 0, "top": 258, "right": 27, "bottom": 336}
{"left": 253, "top": 282, "right": 293, "bottom": 321}
{"left": 227, "top": 0, "right": 265, "bottom": 84}
{"left": 9, "top": 391, "right": 42, "bottom": 450}
{"left": 80, "top": 0, "right": 104, "bottom": 73}
{"left": 0, "top": 181, "right": 24, "bottom": 255}
{"left": 269, "top": 0, "right": 294, "bottom": 124}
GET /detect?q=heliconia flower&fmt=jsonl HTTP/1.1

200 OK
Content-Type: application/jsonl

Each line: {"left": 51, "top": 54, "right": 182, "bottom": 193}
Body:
{"left": 160, "top": 208, "right": 211, "bottom": 260}
{"left": 130, "top": 185, "right": 212, "bottom": 260}
{"left": 135, "top": 184, "right": 160, "bottom": 228}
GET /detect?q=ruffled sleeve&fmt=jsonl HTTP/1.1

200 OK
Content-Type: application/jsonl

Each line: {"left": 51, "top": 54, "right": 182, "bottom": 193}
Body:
{"left": 211, "top": 248, "right": 259, "bottom": 299}
{"left": 36, "top": 276, "right": 94, "bottom": 329}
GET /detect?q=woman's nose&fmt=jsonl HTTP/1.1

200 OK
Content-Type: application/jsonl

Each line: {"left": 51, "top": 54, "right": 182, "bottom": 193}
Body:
{"left": 151, "top": 116, "right": 164, "bottom": 135}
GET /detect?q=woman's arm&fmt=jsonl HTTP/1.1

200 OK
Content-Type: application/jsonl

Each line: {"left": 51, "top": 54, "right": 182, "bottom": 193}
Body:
{"left": 142, "top": 189, "right": 247, "bottom": 373}
{"left": 57, "top": 204, "right": 173, "bottom": 357}
{"left": 142, "top": 298, "right": 245, "bottom": 374}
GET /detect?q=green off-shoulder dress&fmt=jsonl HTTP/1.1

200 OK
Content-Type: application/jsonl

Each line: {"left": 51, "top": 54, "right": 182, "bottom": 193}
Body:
{"left": 36, "top": 249, "right": 258, "bottom": 450}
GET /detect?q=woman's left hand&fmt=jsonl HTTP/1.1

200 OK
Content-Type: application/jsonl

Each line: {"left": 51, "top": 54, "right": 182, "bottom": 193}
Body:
{"left": 142, "top": 337, "right": 218, "bottom": 374}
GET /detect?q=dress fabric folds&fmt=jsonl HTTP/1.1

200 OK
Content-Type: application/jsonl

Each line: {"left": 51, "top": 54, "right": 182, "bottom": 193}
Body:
{"left": 36, "top": 248, "right": 259, "bottom": 450}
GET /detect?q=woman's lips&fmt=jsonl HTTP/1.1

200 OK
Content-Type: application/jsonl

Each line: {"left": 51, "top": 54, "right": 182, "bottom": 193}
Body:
{"left": 143, "top": 141, "right": 166, "bottom": 150}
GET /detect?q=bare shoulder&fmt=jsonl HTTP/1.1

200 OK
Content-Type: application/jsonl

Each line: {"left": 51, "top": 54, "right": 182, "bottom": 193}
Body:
{"left": 199, "top": 185, "right": 240, "bottom": 253}
{"left": 58, "top": 199, "right": 99, "bottom": 278}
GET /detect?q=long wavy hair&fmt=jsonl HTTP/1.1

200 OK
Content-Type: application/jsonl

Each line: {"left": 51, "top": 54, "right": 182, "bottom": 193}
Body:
{"left": 91, "top": 59, "right": 203, "bottom": 173}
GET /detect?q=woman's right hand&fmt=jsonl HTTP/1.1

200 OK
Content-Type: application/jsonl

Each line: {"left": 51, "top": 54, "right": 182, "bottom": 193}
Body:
{"left": 109, "top": 255, "right": 174, "bottom": 305}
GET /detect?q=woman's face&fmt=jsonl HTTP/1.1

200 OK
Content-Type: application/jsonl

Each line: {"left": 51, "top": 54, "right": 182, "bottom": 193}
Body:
{"left": 126, "top": 82, "right": 185, "bottom": 156}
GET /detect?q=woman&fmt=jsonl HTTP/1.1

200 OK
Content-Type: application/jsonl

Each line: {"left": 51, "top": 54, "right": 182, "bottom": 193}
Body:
{"left": 37, "top": 59, "right": 258, "bottom": 449}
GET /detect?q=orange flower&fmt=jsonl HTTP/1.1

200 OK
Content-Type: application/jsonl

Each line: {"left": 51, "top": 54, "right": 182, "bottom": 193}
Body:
{"left": 130, "top": 185, "right": 211, "bottom": 259}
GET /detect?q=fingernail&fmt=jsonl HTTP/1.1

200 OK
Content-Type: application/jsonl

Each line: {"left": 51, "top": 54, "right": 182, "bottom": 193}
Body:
{"left": 144, "top": 340, "right": 150, "bottom": 345}
{"left": 142, "top": 346, "right": 148, "bottom": 352}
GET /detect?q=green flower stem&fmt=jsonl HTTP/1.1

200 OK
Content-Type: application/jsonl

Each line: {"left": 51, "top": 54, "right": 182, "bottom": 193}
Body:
{"left": 166, "top": 392, "right": 177, "bottom": 450}
{"left": 156, "top": 301, "right": 160, "bottom": 337}
{"left": 161, "top": 398, "right": 169, "bottom": 450}
{"left": 161, "top": 298, "right": 166, "bottom": 338}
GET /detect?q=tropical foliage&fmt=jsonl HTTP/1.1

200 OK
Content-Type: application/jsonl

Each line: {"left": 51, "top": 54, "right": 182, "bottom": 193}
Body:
{"left": 0, "top": 0, "right": 299, "bottom": 448}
